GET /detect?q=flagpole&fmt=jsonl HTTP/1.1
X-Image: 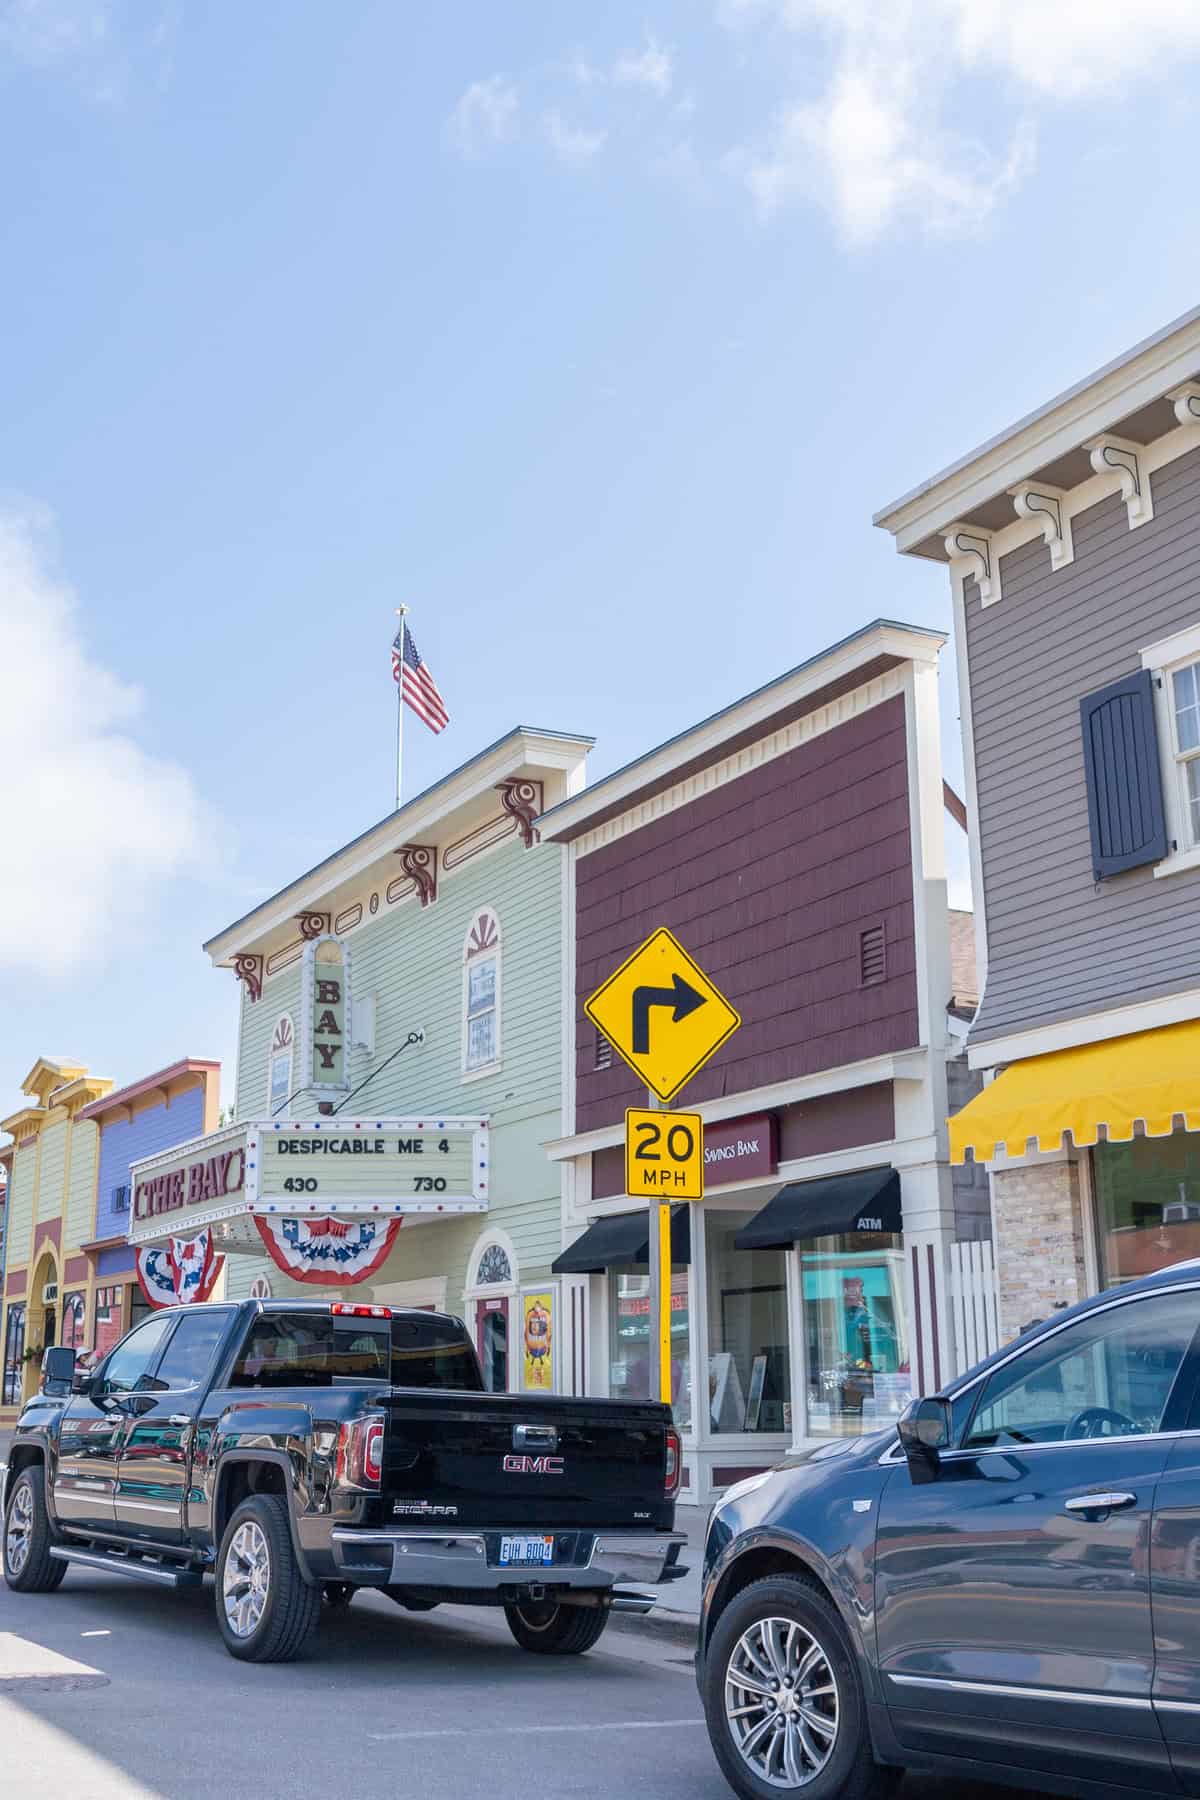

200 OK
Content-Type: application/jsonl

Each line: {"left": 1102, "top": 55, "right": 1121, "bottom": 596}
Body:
{"left": 394, "top": 605, "right": 409, "bottom": 810}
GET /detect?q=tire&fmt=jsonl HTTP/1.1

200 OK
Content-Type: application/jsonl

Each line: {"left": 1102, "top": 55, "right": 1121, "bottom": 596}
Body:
{"left": 504, "top": 1598, "right": 610, "bottom": 1655}
{"left": 215, "top": 1495, "right": 321, "bottom": 1663}
{"left": 3, "top": 1467, "right": 67, "bottom": 1594}
{"left": 702, "top": 1575, "right": 902, "bottom": 1800}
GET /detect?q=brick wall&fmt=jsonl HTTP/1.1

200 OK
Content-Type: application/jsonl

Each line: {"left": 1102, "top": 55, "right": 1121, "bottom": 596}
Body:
{"left": 991, "top": 1159, "right": 1088, "bottom": 1339}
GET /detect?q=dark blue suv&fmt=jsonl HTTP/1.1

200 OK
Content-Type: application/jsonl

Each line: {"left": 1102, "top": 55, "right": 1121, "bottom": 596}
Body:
{"left": 698, "top": 1261, "right": 1200, "bottom": 1800}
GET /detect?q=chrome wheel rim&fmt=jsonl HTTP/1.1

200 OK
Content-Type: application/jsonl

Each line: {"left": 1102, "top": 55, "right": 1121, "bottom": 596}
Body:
{"left": 5, "top": 1479, "right": 34, "bottom": 1577}
{"left": 222, "top": 1521, "right": 270, "bottom": 1638}
{"left": 724, "top": 1616, "right": 840, "bottom": 1789}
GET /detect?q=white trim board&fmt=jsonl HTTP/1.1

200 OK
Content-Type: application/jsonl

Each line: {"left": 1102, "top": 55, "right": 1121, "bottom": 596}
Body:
{"left": 967, "top": 989, "right": 1200, "bottom": 1070}
{"left": 569, "top": 666, "right": 909, "bottom": 860}
{"left": 875, "top": 306, "right": 1200, "bottom": 554}
{"left": 539, "top": 622, "right": 943, "bottom": 846}
{"left": 543, "top": 1048, "right": 932, "bottom": 1161}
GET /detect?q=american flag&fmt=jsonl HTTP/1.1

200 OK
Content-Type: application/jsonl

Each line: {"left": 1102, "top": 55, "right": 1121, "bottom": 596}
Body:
{"left": 392, "top": 622, "right": 449, "bottom": 733}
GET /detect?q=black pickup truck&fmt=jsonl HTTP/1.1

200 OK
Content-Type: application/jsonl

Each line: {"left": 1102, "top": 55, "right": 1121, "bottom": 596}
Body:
{"left": 1, "top": 1298, "right": 684, "bottom": 1663}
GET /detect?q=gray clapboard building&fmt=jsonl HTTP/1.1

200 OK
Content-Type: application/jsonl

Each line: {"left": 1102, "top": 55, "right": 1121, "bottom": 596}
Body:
{"left": 877, "top": 304, "right": 1200, "bottom": 1335}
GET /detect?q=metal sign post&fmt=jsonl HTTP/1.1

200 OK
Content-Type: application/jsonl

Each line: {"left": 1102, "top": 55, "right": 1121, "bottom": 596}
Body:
{"left": 644, "top": 1090, "right": 674, "bottom": 1407}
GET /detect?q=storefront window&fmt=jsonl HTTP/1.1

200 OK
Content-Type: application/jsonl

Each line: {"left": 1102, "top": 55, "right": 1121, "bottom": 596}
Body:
{"left": 801, "top": 1235, "right": 909, "bottom": 1437}
{"left": 609, "top": 1267, "right": 691, "bottom": 1431}
{"left": 1094, "top": 1132, "right": 1200, "bottom": 1287}
{"left": 93, "top": 1284, "right": 127, "bottom": 1359}
{"left": 3, "top": 1304, "right": 27, "bottom": 1406}
{"left": 61, "top": 1291, "right": 86, "bottom": 1353}
{"left": 705, "top": 1212, "right": 790, "bottom": 1434}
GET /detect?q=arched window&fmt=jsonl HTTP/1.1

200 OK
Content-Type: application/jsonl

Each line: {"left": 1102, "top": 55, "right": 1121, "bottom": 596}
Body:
{"left": 475, "top": 1242, "right": 513, "bottom": 1288}
{"left": 462, "top": 909, "right": 501, "bottom": 1075}
{"left": 268, "top": 1014, "right": 295, "bottom": 1117}
{"left": 61, "top": 1292, "right": 86, "bottom": 1353}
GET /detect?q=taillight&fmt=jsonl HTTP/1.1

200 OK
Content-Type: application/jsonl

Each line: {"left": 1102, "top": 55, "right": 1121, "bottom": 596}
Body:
{"left": 335, "top": 1415, "right": 385, "bottom": 1489}
{"left": 331, "top": 1303, "right": 392, "bottom": 1319}
{"left": 664, "top": 1426, "right": 681, "bottom": 1498}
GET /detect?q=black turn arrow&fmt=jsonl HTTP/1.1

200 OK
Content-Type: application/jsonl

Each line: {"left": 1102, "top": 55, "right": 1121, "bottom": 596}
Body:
{"left": 631, "top": 973, "right": 707, "bottom": 1054}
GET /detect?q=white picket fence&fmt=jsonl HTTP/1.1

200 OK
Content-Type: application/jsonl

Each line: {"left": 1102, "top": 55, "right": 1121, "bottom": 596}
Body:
{"left": 947, "top": 1238, "right": 1001, "bottom": 1375}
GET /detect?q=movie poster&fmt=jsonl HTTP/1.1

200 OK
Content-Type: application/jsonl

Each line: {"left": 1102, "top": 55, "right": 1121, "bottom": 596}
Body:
{"left": 522, "top": 1289, "right": 554, "bottom": 1390}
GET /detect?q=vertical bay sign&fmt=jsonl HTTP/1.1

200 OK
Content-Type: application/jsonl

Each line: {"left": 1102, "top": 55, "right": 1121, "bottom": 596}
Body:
{"left": 585, "top": 927, "right": 740, "bottom": 1405}
{"left": 304, "top": 935, "right": 352, "bottom": 1095}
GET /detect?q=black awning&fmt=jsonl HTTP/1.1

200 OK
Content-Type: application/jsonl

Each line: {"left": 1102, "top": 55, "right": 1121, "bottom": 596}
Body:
{"left": 552, "top": 1206, "right": 692, "bottom": 1274}
{"left": 734, "top": 1168, "right": 901, "bottom": 1250}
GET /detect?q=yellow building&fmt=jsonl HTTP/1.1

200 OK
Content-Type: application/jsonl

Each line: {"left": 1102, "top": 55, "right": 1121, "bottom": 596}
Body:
{"left": 1, "top": 1058, "right": 111, "bottom": 1420}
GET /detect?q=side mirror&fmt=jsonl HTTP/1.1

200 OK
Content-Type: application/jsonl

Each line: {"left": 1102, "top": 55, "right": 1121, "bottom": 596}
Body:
{"left": 41, "top": 1346, "right": 76, "bottom": 1395}
{"left": 71, "top": 1366, "right": 96, "bottom": 1396}
{"left": 897, "top": 1396, "right": 953, "bottom": 1483}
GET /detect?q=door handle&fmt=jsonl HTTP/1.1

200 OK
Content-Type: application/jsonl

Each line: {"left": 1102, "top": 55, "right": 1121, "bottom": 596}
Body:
{"left": 1064, "top": 1491, "right": 1136, "bottom": 1514}
{"left": 167, "top": 1415, "right": 192, "bottom": 1429}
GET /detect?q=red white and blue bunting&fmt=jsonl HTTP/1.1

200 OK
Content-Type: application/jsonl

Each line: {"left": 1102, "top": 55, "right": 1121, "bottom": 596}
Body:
{"left": 253, "top": 1214, "right": 403, "bottom": 1287}
{"left": 136, "top": 1229, "right": 225, "bottom": 1310}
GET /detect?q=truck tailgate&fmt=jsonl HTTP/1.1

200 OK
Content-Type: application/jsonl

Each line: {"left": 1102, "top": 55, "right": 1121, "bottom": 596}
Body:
{"left": 380, "top": 1390, "right": 674, "bottom": 1529}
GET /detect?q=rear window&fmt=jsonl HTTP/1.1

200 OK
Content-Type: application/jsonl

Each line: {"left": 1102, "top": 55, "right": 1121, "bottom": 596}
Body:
{"left": 229, "top": 1311, "right": 483, "bottom": 1391}
{"left": 390, "top": 1315, "right": 483, "bottom": 1392}
{"left": 231, "top": 1314, "right": 389, "bottom": 1388}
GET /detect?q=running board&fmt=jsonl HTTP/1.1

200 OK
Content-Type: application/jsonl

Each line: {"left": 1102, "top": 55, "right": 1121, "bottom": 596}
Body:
{"left": 50, "top": 1545, "right": 202, "bottom": 1589}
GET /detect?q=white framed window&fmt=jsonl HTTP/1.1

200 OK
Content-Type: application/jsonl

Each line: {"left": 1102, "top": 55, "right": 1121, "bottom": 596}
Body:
{"left": 1142, "top": 623, "right": 1200, "bottom": 876}
{"left": 462, "top": 909, "right": 501, "bottom": 1077}
{"left": 267, "top": 1014, "right": 294, "bottom": 1117}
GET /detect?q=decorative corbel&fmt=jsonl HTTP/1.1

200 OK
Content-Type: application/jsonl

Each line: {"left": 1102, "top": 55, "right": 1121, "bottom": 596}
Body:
{"left": 395, "top": 843, "right": 438, "bottom": 907}
{"left": 1085, "top": 435, "right": 1154, "bottom": 528}
{"left": 1010, "top": 482, "right": 1074, "bottom": 570}
{"left": 497, "top": 778, "right": 543, "bottom": 849}
{"left": 232, "top": 953, "right": 263, "bottom": 1004}
{"left": 943, "top": 525, "right": 1001, "bottom": 608}
{"left": 296, "top": 911, "right": 330, "bottom": 941}
{"left": 1168, "top": 383, "right": 1200, "bottom": 427}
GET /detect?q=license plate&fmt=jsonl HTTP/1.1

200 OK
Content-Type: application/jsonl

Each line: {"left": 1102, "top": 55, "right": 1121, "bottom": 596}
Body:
{"left": 499, "top": 1534, "right": 554, "bottom": 1567}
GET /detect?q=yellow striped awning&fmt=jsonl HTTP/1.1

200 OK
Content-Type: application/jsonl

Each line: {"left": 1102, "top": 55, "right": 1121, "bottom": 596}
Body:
{"left": 949, "top": 1020, "right": 1200, "bottom": 1164}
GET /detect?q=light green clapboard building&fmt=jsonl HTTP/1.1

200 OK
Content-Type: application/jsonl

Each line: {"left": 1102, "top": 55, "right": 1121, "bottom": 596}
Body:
{"left": 125, "top": 728, "right": 592, "bottom": 1393}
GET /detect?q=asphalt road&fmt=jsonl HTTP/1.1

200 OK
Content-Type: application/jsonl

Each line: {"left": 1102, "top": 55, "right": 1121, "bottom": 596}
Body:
{"left": 0, "top": 1569, "right": 1048, "bottom": 1800}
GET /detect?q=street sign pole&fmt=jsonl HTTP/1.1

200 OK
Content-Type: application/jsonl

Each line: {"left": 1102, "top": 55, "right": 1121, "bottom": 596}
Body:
{"left": 645, "top": 1088, "right": 673, "bottom": 1407}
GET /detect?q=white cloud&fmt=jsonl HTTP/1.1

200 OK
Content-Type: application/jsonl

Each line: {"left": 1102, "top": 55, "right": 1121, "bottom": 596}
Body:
{"left": 544, "top": 110, "right": 607, "bottom": 163}
{"left": 446, "top": 74, "right": 519, "bottom": 158}
{"left": 725, "top": 0, "right": 1200, "bottom": 241}
{"left": 0, "top": 507, "right": 206, "bottom": 976}
{"left": 613, "top": 36, "right": 672, "bottom": 94}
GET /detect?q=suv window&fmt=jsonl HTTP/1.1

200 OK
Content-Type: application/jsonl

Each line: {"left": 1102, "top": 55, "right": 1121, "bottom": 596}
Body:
{"left": 100, "top": 1315, "right": 175, "bottom": 1394}
{"left": 154, "top": 1309, "right": 233, "bottom": 1391}
{"left": 964, "top": 1290, "right": 1199, "bottom": 1450}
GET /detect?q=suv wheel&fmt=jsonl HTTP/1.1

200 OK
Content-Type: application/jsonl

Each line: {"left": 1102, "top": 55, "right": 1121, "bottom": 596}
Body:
{"left": 703, "top": 1575, "right": 901, "bottom": 1799}
{"left": 215, "top": 1495, "right": 321, "bottom": 1663}
{"left": 3, "top": 1468, "right": 67, "bottom": 1594}
{"left": 504, "top": 1598, "right": 609, "bottom": 1655}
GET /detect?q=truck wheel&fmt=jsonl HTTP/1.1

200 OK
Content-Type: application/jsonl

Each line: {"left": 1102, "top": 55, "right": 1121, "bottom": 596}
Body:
{"left": 702, "top": 1575, "right": 901, "bottom": 1800}
{"left": 504, "top": 1599, "right": 609, "bottom": 1655}
{"left": 4, "top": 1467, "right": 66, "bottom": 1594}
{"left": 216, "top": 1495, "right": 321, "bottom": 1663}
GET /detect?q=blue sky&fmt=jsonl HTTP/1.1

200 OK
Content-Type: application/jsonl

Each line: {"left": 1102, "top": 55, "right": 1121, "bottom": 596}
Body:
{"left": 3, "top": 0, "right": 1200, "bottom": 1118}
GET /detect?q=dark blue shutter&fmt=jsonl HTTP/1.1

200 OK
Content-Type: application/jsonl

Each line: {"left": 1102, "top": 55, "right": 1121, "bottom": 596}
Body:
{"left": 1079, "top": 670, "right": 1168, "bottom": 880}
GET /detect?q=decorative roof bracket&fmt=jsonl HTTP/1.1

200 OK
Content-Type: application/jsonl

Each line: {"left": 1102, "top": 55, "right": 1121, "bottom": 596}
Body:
{"left": 944, "top": 524, "right": 1001, "bottom": 608}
